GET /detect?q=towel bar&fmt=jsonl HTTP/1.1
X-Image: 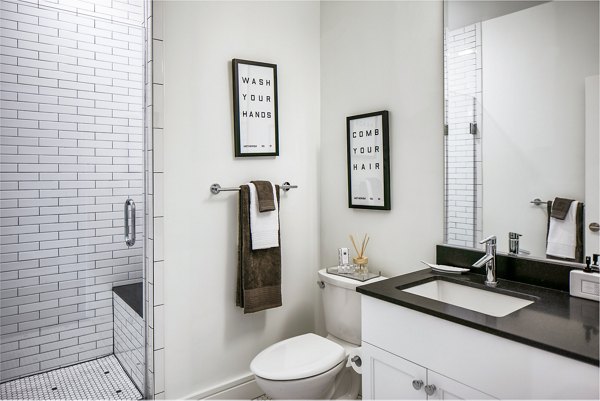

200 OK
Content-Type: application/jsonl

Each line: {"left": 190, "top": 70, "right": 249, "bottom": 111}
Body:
{"left": 530, "top": 198, "right": 547, "bottom": 206}
{"left": 210, "top": 182, "right": 298, "bottom": 195}
{"left": 531, "top": 198, "right": 586, "bottom": 207}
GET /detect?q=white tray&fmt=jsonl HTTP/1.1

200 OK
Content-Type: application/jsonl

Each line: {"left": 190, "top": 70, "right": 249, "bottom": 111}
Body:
{"left": 420, "top": 261, "right": 470, "bottom": 274}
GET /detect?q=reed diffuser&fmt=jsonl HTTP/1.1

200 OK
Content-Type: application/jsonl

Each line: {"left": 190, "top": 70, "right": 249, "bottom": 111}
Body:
{"left": 349, "top": 234, "right": 370, "bottom": 274}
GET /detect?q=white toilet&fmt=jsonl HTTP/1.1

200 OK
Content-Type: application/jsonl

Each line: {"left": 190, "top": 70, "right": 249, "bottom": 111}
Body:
{"left": 250, "top": 268, "right": 387, "bottom": 399}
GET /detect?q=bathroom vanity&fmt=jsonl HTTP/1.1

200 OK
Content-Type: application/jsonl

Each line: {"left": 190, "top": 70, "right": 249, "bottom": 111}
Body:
{"left": 358, "top": 269, "right": 600, "bottom": 399}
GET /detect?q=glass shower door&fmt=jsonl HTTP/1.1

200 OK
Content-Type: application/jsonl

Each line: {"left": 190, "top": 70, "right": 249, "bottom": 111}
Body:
{"left": 0, "top": 0, "right": 146, "bottom": 395}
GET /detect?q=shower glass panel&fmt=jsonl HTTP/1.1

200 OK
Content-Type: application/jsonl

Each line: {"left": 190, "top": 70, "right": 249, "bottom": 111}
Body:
{"left": 0, "top": 0, "right": 147, "bottom": 396}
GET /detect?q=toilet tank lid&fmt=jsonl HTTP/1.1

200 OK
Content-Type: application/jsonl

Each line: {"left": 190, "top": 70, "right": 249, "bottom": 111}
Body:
{"left": 318, "top": 268, "right": 387, "bottom": 290}
{"left": 250, "top": 333, "right": 346, "bottom": 381}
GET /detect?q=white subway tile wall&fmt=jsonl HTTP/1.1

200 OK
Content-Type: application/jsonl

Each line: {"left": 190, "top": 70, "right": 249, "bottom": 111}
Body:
{"left": 0, "top": 0, "right": 145, "bottom": 382}
{"left": 113, "top": 290, "right": 144, "bottom": 392}
{"left": 444, "top": 23, "right": 483, "bottom": 248}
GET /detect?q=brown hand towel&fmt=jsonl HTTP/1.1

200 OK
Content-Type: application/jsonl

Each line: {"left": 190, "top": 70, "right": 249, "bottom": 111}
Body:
{"left": 237, "top": 184, "right": 282, "bottom": 313}
{"left": 546, "top": 201, "right": 584, "bottom": 263}
{"left": 550, "top": 197, "right": 575, "bottom": 220}
{"left": 250, "top": 181, "right": 276, "bottom": 212}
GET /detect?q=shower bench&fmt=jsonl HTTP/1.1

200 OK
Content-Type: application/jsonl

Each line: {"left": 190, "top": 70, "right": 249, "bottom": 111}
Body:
{"left": 112, "top": 283, "right": 144, "bottom": 393}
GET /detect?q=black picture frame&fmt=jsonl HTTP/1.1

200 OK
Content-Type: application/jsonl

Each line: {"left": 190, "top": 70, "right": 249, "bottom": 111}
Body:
{"left": 232, "top": 59, "right": 279, "bottom": 157}
{"left": 346, "top": 110, "right": 390, "bottom": 210}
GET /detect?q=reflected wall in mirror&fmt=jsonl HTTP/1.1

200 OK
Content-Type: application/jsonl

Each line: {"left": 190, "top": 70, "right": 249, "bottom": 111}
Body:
{"left": 444, "top": 0, "right": 599, "bottom": 262}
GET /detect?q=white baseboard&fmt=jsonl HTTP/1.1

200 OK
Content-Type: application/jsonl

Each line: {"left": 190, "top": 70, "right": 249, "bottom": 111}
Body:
{"left": 185, "top": 373, "right": 263, "bottom": 400}
{"left": 204, "top": 378, "right": 262, "bottom": 400}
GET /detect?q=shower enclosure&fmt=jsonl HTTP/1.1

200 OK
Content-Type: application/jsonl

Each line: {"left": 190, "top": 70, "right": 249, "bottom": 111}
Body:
{"left": 0, "top": 0, "right": 149, "bottom": 397}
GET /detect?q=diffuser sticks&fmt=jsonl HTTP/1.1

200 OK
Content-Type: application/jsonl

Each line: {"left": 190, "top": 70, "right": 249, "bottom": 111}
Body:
{"left": 349, "top": 234, "right": 369, "bottom": 274}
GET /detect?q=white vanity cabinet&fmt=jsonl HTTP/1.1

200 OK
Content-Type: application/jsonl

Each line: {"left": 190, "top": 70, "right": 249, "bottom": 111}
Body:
{"left": 427, "top": 370, "right": 495, "bottom": 400}
{"left": 362, "top": 342, "right": 494, "bottom": 400}
{"left": 361, "top": 295, "right": 600, "bottom": 400}
{"left": 361, "top": 342, "right": 426, "bottom": 400}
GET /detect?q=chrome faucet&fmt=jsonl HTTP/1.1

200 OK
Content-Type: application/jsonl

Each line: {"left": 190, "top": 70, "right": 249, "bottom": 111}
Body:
{"left": 508, "top": 232, "right": 531, "bottom": 256}
{"left": 472, "top": 235, "right": 498, "bottom": 287}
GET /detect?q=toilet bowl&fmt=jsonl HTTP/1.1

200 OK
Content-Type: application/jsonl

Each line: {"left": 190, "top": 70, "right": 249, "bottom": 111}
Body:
{"left": 254, "top": 361, "right": 346, "bottom": 400}
{"left": 250, "top": 268, "right": 387, "bottom": 399}
{"left": 251, "top": 333, "right": 360, "bottom": 400}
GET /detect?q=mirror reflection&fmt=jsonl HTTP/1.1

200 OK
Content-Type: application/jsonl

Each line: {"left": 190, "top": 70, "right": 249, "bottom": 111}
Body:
{"left": 443, "top": 0, "right": 599, "bottom": 262}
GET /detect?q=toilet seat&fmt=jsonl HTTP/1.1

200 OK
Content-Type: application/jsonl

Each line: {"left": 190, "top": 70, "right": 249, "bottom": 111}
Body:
{"left": 250, "top": 333, "right": 346, "bottom": 381}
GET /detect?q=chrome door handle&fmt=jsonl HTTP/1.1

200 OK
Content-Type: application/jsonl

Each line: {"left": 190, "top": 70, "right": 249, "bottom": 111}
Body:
{"left": 424, "top": 384, "right": 437, "bottom": 396}
{"left": 124, "top": 198, "right": 136, "bottom": 247}
{"left": 412, "top": 379, "right": 424, "bottom": 390}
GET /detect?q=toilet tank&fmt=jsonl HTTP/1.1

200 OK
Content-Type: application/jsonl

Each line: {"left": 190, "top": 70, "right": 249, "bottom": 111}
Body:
{"left": 318, "top": 268, "right": 386, "bottom": 345}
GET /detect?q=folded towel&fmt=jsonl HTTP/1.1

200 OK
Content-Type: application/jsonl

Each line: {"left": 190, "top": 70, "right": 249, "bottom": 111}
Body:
{"left": 546, "top": 200, "right": 584, "bottom": 262}
{"left": 248, "top": 182, "right": 279, "bottom": 250}
{"left": 237, "top": 185, "right": 282, "bottom": 314}
{"left": 251, "top": 180, "right": 276, "bottom": 212}
{"left": 550, "top": 197, "right": 574, "bottom": 220}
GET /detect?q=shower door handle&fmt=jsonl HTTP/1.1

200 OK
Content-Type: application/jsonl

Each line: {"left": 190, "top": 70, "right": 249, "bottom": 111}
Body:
{"left": 124, "top": 198, "right": 136, "bottom": 247}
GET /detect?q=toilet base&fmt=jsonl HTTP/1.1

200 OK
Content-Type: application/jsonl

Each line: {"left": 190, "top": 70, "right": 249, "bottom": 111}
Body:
{"left": 332, "top": 365, "right": 360, "bottom": 399}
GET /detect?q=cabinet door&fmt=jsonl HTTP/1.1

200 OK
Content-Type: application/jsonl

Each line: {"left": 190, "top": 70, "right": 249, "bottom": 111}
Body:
{"left": 427, "top": 370, "right": 497, "bottom": 400}
{"left": 362, "top": 342, "right": 427, "bottom": 400}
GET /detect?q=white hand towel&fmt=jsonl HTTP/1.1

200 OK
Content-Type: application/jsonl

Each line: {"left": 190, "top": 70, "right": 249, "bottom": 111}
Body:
{"left": 248, "top": 183, "right": 279, "bottom": 250}
{"left": 547, "top": 200, "right": 578, "bottom": 259}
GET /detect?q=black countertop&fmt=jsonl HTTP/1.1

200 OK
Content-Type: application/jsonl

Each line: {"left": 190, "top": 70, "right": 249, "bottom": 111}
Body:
{"left": 357, "top": 269, "right": 599, "bottom": 366}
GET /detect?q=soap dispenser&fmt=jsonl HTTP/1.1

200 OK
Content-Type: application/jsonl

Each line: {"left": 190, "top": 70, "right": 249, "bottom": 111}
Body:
{"left": 570, "top": 256, "right": 600, "bottom": 301}
{"left": 592, "top": 254, "right": 600, "bottom": 272}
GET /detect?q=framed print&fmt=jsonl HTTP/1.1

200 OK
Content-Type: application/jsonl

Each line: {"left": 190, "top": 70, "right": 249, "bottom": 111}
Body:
{"left": 232, "top": 59, "right": 279, "bottom": 157}
{"left": 346, "top": 110, "right": 390, "bottom": 210}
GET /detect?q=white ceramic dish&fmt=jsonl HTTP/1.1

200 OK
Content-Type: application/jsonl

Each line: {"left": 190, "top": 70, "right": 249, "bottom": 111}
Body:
{"left": 420, "top": 261, "right": 470, "bottom": 274}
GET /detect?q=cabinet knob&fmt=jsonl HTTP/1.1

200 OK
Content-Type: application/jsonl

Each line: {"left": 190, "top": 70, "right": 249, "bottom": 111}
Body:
{"left": 412, "top": 379, "right": 424, "bottom": 390}
{"left": 424, "top": 384, "right": 437, "bottom": 396}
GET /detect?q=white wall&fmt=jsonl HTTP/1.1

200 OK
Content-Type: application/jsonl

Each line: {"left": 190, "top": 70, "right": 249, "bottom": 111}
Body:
{"left": 319, "top": 1, "right": 444, "bottom": 279}
{"left": 482, "top": 1, "right": 599, "bottom": 257}
{"left": 162, "top": 1, "right": 320, "bottom": 398}
{"left": 161, "top": 1, "right": 444, "bottom": 397}
{"left": 585, "top": 76, "right": 599, "bottom": 255}
{"left": 446, "top": 1, "right": 547, "bottom": 31}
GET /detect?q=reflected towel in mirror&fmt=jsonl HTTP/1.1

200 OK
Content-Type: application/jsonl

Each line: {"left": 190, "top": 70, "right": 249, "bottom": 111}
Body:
{"left": 546, "top": 200, "right": 584, "bottom": 262}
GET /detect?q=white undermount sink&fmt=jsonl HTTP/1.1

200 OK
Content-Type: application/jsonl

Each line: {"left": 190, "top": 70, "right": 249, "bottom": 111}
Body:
{"left": 401, "top": 279, "right": 534, "bottom": 317}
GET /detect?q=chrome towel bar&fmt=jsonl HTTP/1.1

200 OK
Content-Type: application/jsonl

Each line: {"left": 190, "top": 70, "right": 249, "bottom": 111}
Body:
{"left": 210, "top": 182, "right": 298, "bottom": 195}
{"left": 531, "top": 198, "right": 596, "bottom": 232}
{"left": 530, "top": 198, "right": 548, "bottom": 206}
{"left": 531, "top": 198, "right": 586, "bottom": 207}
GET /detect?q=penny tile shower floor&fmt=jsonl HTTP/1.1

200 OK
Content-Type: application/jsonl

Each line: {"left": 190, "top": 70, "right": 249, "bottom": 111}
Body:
{"left": 0, "top": 355, "right": 142, "bottom": 400}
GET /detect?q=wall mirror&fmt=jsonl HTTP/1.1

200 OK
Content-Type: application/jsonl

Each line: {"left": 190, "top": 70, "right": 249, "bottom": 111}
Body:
{"left": 443, "top": 0, "right": 599, "bottom": 262}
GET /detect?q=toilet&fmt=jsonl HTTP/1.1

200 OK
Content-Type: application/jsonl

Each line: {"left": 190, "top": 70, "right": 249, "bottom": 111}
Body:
{"left": 250, "top": 268, "right": 387, "bottom": 399}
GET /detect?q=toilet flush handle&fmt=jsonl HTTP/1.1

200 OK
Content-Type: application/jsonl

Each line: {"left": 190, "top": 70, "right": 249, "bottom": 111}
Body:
{"left": 317, "top": 281, "right": 325, "bottom": 289}
{"left": 351, "top": 356, "right": 361, "bottom": 367}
